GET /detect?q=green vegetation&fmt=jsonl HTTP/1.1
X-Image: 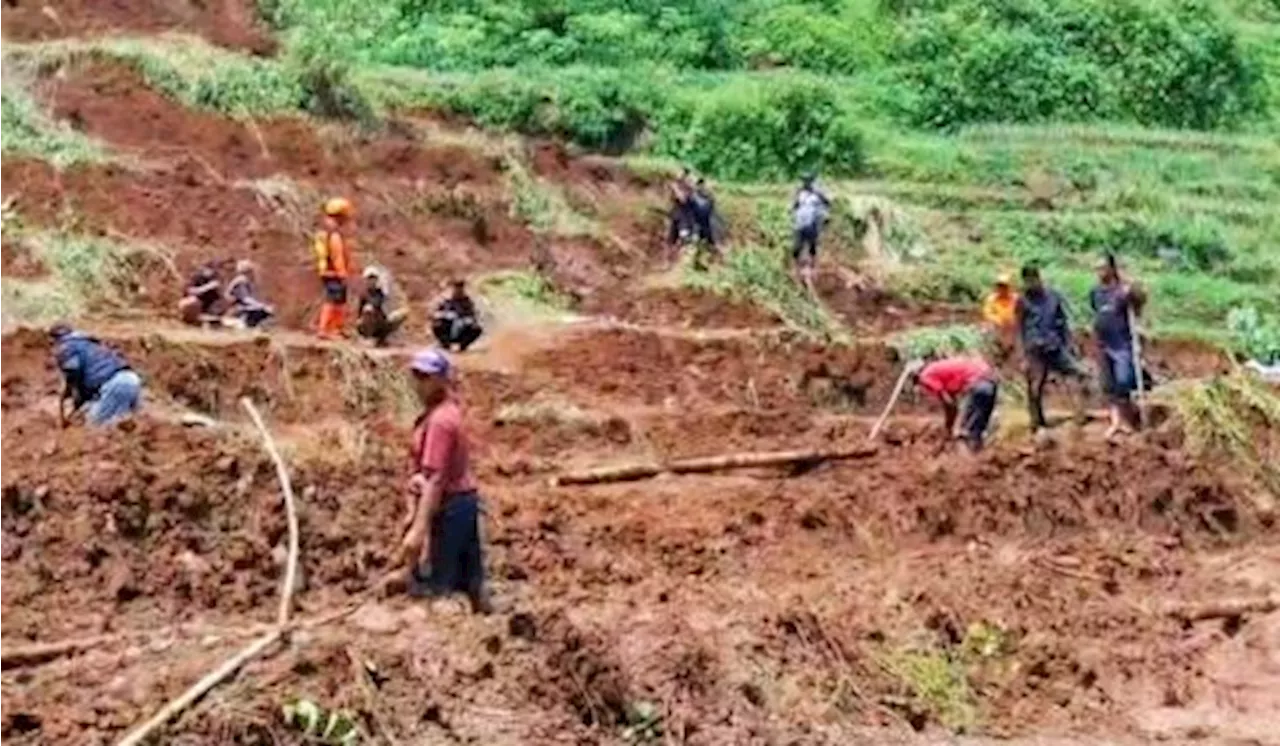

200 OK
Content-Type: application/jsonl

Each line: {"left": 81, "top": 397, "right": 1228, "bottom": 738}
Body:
{"left": 505, "top": 157, "right": 599, "bottom": 236}
{"left": 883, "top": 647, "right": 977, "bottom": 732}
{"left": 1, "top": 63, "right": 106, "bottom": 166}
{"left": 280, "top": 698, "right": 361, "bottom": 745}
{"left": 684, "top": 244, "right": 844, "bottom": 338}
{"left": 1228, "top": 305, "right": 1280, "bottom": 363}
{"left": 888, "top": 324, "right": 988, "bottom": 359}
{"left": 479, "top": 269, "right": 575, "bottom": 317}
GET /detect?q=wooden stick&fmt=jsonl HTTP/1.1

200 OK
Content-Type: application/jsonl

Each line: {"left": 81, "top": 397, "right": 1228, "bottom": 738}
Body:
{"left": 114, "top": 629, "right": 282, "bottom": 746}
{"left": 241, "top": 397, "right": 301, "bottom": 628}
{"left": 868, "top": 365, "right": 913, "bottom": 442}
{"left": 551, "top": 445, "right": 878, "bottom": 486}
{"left": 1167, "top": 594, "right": 1279, "bottom": 622}
{"left": 1128, "top": 307, "right": 1146, "bottom": 426}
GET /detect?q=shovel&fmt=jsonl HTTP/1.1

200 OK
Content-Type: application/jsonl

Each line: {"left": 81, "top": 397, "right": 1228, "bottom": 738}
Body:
{"left": 868, "top": 365, "right": 914, "bottom": 442}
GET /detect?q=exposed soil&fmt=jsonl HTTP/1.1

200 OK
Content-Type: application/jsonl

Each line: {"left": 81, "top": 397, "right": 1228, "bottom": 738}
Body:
{"left": 1, "top": 0, "right": 277, "bottom": 54}
{"left": 4, "top": 8, "right": 1279, "bottom": 745}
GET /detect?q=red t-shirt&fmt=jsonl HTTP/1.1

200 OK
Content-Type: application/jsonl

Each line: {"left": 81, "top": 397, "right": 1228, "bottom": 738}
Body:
{"left": 411, "top": 398, "right": 476, "bottom": 495}
{"left": 918, "top": 357, "right": 993, "bottom": 398}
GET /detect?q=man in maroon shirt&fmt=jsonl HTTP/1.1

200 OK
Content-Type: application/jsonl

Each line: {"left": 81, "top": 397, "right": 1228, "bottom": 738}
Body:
{"left": 401, "top": 348, "right": 492, "bottom": 613}
{"left": 907, "top": 356, "right": 999, "bottom": 452}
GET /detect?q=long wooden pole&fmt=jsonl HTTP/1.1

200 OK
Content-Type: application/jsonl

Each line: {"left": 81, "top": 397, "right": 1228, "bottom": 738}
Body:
{"left": 551, "top": 444, "right": 878, "bottom": 486}
{"left": 868, "top": 366, "right": 913, "bottom": 442}
{"left": 1128, "top": 307, "right": 1146, "bottom": 426}
{"left": 241, "top": 397, "right": 301, "bottom": 627}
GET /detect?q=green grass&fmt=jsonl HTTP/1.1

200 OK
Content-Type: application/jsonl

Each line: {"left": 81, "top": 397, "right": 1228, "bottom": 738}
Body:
{"left": 683, "top": 244, "right": 845, "bottom": 339}
{"left": 478, "top": 269, "right": 575, "bottom": 319}
{"left": 504, "top": 157, "right": 599, "bottom": 237}
{"left": 1, "top": 60, "right": 107, "bottom": 166}
{"left": 883, "top": 647, "right": 977, "bottom": 733}
{"left": 888, "top": 324, "right": 989, "bottom": 360}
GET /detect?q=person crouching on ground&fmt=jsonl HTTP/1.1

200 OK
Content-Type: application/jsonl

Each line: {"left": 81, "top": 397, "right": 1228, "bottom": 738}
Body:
{"left": 225, "top": 260, "right": 275, "bottom": 329}
{"left": 432, "top": 279, "right": 483, "bottom": 352}
{"left": 400, "top": 348, "right": 493, "bottom": 614}
{"left": 907, "top": 356, "right": 999, "bottom": 452}
{"left": 356, "top": 266, "right": 407, "bottom": 347}
{"left": 178, "top": 261, "right": 222, "bottom": 325}
{"left": 1089, "top": 253, "right": 1146, "bottom": 439}
{"left": 51, "top": 324, "right": 142, "bottom": 427}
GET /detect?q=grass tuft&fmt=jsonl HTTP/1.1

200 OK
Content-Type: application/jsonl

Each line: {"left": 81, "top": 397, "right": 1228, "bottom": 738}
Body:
{"left": 1, "top": 59, "right": 107, "bottom": 166}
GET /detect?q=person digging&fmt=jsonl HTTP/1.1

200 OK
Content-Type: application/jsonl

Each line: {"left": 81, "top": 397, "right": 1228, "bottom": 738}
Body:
{"left": 313, "top": 197, "right": 356, "bottom": 339}
{"left": 399, "top": 348, "right": 493, "bottom": 614}
{"left": 1089, "top": 253, "right": 1147, "bottom": 439}
{"left": 51, "top": 324, "right": 143, "bottom": 428}
{"left": 432, "top": 278, "right": 483, "bottom": 352}
{"left": 906, "top": 356, "right": 999, "bottom": 453}
{"left": 1015, "top": 263, "right": 1092, "bottom": 434}
{"left": 356, "top": 266, "right": 408, "bottom": 347}
{"left": 791, "top": 173, "right": 831, "bottom": 294}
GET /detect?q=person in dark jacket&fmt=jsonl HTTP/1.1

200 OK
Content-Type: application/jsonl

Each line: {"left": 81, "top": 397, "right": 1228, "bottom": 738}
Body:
{"left": 356, "top": 266, "right": 408, "bottom": 347}
{"left": 1015, "top": 264, "right": 1091, "bottom": 431}
{"left": 1090, "top": 254, "right": 1146, "bottom": 438}
{"left": 689, "top": 178, "right": 720, "bottom": 254}
{"left": 177, "top": 262, "right": 222, "bottom": 325}
{"left": 51, "top": 325, "right": 142, "bottom": 427}
{"left": 666, "top": 167, "right": 695, "bottom": 257}
{"left": 432, "top": 279, "right": 483, "bottom": 352}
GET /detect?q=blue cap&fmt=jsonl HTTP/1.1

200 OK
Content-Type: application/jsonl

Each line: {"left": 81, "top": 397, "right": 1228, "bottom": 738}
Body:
{"left": 409, "top": 347, "right": 451, "bottom": 377}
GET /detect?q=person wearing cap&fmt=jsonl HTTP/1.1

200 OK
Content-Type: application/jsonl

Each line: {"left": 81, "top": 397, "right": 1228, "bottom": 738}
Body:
{"left": 356, "top": 265, "right": 407, "bottom": 347}
{"left": 432, "top": 278, "right": 483, "bottom": 352}
{"left": 1015, "top": 263, "right": 1091, "bottom": 432}
{"left": 225, "top": 259, "right": 274, "bottom": 329}
{"left": 791, "top": 173, "right": 831, "bottom": 291}
{"left": 313, "top": 197, "right": 356, "bottom": 338}
{"left": 50, "top": 325, "right": 142, "bottom": 427}
{"left": 401, "top": 348, "right": 492, "bottom": 614}
{"left": 1089, "top": 253, "right": 1146, "bottom": 437}
{"left": 177, "top": 261, "right": 223, "bottom": 325}
{"left": 982, "top": 271, "right": 1019, "bottom": 360}
{"left": 908, "top": 356, "right": 999, "bottom": 452}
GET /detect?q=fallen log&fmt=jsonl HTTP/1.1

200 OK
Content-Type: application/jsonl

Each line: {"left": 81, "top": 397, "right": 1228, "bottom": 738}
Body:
{"left": 1167, "top": 594, "right": 1280, "bottom": 622}
{"left": 551, "top": 445, "right": 879, "bottom": 486}
{"left": 241, "top": 397, "right": 301, "bottom": 627}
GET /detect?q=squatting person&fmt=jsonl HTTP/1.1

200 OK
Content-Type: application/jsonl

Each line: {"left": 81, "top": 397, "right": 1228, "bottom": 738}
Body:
{"left": 51, "top": 324, "right": 143, "bottom": 427}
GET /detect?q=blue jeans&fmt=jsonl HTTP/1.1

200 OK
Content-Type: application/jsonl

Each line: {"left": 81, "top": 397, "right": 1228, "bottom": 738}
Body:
{"left": 962, "top": 379, "right": 997, "bottom": 450}
{"left": 411, "top": 491, "right": 487, "bottom": 609}
{"left": 87, "top": 370, "right": 142, "bottom": 426}
{"left": 1100, "top": 347, "right": 1137, "bottom": 402}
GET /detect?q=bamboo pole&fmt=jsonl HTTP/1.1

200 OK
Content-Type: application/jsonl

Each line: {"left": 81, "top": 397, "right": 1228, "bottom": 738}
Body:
{"left": 241, "top": 397, "right": 301, "bottom": 627}
{"left": 1128, "top": 307, "right": 1146, "bottom": 426}
{"left": 551, "top": 444, "right": 878, "bottom": 486}
{"left": 868, "top": 365, "right": 913, "bottom": 442}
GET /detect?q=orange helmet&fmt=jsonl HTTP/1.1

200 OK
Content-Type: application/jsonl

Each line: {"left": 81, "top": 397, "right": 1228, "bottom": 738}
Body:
{"left": 323, "top": 197, "right": 353, "bottom": 218}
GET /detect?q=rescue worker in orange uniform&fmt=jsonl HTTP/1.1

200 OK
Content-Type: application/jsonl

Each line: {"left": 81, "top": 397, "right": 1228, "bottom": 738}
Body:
{"left": 314, "top": 197, "right": 355, "bottom": 338}
{"left": 982, "top": 271, "right": 1018, "bottom": 361}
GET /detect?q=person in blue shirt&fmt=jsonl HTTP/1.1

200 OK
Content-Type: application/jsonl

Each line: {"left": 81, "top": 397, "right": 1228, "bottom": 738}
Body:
{"left": 51, "top": 325, "right": 142, "bottom": 427}
{"left": 1089, "top": 254, "right": 1146, "bottom": 438}
{"left": 1015, "top": 264, "right": 1091, "bottom": 431}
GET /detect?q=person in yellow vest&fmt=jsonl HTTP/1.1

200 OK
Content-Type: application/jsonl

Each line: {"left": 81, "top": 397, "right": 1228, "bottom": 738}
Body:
{"left": 982, "top": 271, "right": 1018, "bottom": 360}
{"left": 314, "top": 197, "right": 356, "bottom": 338}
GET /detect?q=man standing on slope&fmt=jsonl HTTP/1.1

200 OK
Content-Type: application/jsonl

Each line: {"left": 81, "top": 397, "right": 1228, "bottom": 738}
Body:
{"left": 908, "top": 356, "right": 999, "bottom": 452}
{"left": 400, "top": 348, "right": 493, "bottom": 614}
{"left": 51, "top": 324, "right": 143, "bottom": 427}
{"left": 791, "top": 173, "right": 831, "bottom": 293}
{"left": 314, "top": 197, "right": 356, "bottom": 338}
{"left": 982, "top": 271, "right": 1018, "bottom": 360}
{"left": 1015, "top": 264, "right": 1091, "bottom": 432}
{"left": 1089, "top": 253, "right": 1146, "bottom": 439}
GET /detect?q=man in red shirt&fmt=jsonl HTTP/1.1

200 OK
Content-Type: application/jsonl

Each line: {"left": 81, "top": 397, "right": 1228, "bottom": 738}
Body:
{"left": 908, "top": 356, "right": 999, "bottom": 452}
{"left": 401, "top": 348, "right": 491, "bottom": 613}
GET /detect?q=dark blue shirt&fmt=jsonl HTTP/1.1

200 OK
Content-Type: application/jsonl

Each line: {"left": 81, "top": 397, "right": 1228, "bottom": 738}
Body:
{"left": 1016, "top": 289, "right": 1071, "bottom": 352}
{"left": 54, "top": 333, "right": 129, "bottom": 404}
{"left": 1089, "top": 283, "right": 1133, "bottom": 351}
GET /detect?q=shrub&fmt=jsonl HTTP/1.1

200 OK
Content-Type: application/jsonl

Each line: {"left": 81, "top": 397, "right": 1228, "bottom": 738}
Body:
{"left": 895, "top": 0, "right": 1268, "bottom": 130}
{"left": 1228, "top": 305, "right": 1280, "bottom": 363}
{"left": 657, "top": 76, "right": 866, "bottom": 180}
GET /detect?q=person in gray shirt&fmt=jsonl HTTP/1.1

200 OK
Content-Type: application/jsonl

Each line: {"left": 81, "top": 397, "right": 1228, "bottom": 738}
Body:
{"left": 791, "top": 173, "right": 831, "bottom": 291}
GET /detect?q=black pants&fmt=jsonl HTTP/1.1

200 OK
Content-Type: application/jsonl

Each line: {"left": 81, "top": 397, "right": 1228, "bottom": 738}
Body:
{"left": 962, "top": 380, "right": 998, "bottom": 450}
{"left": 667, "top": 204, "right": 693, "bottom": 245}
{"left": 433, "top": 317, "right": 482, "bottom": 351}
{"left": 358, "top": 310, "right": 405, "bottom": 347}
{"left": 1025, "top": 346, "right": 1089, "bottom": 429}
{"left": 793, "top": 224, "right": 820, "bottom": 263}
{"left": 410, "top": 491, "right": 488, "bottom": 612}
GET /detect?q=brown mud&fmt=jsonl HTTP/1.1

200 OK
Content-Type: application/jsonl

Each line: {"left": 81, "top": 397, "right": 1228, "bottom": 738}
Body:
{"left": 1, "top": 0, "right": 276, "bottom": 54}
{"left": 4, "top": 6, "right": 1279, "bottom": 744}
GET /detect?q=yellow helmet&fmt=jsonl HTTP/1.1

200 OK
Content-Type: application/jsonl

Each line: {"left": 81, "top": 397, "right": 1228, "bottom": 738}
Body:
{"left": 995, "top": 272, "right": 1013, "bottom": 286}
{"left": 323, "top": 197, "right": 353, "bottom": 218}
